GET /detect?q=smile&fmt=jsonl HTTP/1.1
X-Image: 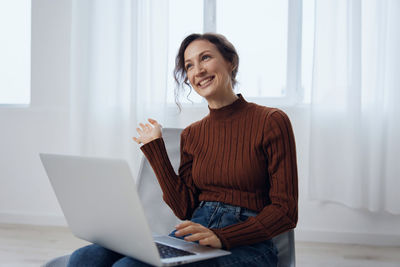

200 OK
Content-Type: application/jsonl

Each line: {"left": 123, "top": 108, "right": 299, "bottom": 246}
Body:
{"left": 197, "top": 76, "right": 215, "bottom": 88}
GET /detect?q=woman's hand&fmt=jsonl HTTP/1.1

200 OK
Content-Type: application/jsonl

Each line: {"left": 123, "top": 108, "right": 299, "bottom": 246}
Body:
{"left": 174, "top": 221, "right": 222, "bottom": 248}
{"left": 132, "top": 118, "right": 162, "bottom": 145}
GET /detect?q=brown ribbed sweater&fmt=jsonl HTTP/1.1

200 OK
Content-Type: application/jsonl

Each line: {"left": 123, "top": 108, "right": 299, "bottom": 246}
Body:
{"left": 140, "top": 94, "right": 298, "bottom": 250}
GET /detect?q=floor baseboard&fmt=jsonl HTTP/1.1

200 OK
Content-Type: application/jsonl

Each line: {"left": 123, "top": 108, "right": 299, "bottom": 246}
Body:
{"left": 296, "top": 228, "right": 400, "bottom": 246}
{"left": 0, "top": 211, "right": 67, "bottom": 226}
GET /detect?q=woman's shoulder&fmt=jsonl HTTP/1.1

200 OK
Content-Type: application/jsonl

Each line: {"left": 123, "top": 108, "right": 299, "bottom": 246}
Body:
{"left": 181, "top": 119, "right": 203, "bottom": 138}
{"left": 248, "top": 102, "right": 289, "bottom": 121}
{"left": 244, "top": 103, "right": 294, "bottom": 134}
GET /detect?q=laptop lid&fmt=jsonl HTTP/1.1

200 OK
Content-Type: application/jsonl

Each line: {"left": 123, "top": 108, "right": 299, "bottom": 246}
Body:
{"left": 39, "top": 129, "right": 230, "bottom": 266}
{"left": 39, "top": 153, "right": 163, "bottom": 266}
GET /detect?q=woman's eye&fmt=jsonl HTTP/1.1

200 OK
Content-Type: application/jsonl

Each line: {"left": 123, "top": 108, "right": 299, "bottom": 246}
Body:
{"left": 185, "top": 64, "right": 192, "bottom": 70}
{"left": 202, "top": 55, "right": 210, "bottom": 60}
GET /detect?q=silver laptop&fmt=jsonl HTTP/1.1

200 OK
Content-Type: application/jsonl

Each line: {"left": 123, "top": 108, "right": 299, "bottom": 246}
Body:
{"left": 39, "top": 153, "right": 230, "bottom": 266}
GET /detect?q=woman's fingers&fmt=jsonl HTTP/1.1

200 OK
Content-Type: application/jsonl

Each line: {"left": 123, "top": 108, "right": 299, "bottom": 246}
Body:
{"left": 174, "top": 221, "right": 222, "bottom": 248}
{"left": 137, "top": 122, "right": 153, "bottom": 133}
{"left": 175, "top": 222, "right": 207, "bottom": 237}
{"left": 183, "top": 232, "right": 209, "bottom": 242}
{"left": 175, "top": 221, "right": 198, "bottom": 233}
{"left": 132, "top": 118, "right": 162, "bottom": 146}
{"left": 175, "top": 220, "right": 193, "bottom": 229}
{"left": 139, "top": 123, "right": 146, "bottom": 130}
{"left": 148, "top": 118, "right": 157, "bottom": 124}
{"left": 148, "top": 118, "right": 162, "bottom": 128}
{"left": 175, "top": 226, "right": 198, "bottom": 236}
{"left": 139, "top": 121, "right": 156, "bottom": 131}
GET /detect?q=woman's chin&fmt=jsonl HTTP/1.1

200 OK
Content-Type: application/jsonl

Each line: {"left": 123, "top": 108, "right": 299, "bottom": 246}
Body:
{"left": 195, "top": 86, "right": 217, "bottom": 99}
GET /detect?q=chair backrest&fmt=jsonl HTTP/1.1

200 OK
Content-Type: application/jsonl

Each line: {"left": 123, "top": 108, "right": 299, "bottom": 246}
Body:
{"left": 273, "top": 229, "right": 296, "bottom": 267}
{"left": 136, "top": 128, "right": 295, "bottom": 266}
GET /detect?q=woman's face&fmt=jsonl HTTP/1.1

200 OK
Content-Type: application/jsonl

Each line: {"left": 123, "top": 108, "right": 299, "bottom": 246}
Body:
{"left": 184, "top": 40, "right": 233, "bottom": 100}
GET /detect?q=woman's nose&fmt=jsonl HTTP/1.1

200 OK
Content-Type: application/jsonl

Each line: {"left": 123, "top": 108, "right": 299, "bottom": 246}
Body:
{"left": 194, "top": 64, "right": 205, "bottom": 76}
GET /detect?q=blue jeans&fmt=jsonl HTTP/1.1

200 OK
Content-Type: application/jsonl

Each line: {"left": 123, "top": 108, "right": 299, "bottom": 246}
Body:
{"left": 67, "top": 201, "right": 278, "bottom": 267}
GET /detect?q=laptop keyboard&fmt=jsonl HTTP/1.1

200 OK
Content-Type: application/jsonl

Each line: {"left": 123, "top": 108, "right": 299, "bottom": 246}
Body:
{"left": 155, "top": 242, "right": 195, "bottom": 259}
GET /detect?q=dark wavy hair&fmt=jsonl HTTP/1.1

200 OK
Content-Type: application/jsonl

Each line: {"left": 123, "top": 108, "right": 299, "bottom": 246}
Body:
{"left": 173, "top": 33, "right": 239, "bottom": 112}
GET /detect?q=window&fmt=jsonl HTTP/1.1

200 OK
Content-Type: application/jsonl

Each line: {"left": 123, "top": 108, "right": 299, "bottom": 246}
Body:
{"left": 217, "top": 0, "right": 288, "bottom": 99}
{"left": 0, "top": 0, "right": 31, "bottom": 106}
{"left": 166, "top": 0, "right": 314, "bottom": 106}
{"left": 167, "top": 0, "right": 204, "bottom": 105}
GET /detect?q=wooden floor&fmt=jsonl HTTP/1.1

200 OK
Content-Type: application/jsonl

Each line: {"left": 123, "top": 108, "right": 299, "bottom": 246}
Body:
{"left": 1, "top": 223, "right": 399, "bottom": 267}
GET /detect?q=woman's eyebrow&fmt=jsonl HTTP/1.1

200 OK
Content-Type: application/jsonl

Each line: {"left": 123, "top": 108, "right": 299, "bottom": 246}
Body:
{"left": 185, "top": 50, "right": 213, "bottom": 64}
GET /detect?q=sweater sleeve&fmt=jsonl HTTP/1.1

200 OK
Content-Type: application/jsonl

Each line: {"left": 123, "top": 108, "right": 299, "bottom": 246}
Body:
{"left": 211, "top": 109, "right": 298, "bottom": 250}
{"left": 140, "top": 127, "right": 199, "bottom": 220}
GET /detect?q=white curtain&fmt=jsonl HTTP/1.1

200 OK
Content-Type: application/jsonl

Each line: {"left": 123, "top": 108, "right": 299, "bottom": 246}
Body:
{"left": 69, "top": 0, "right": 172, "bottom": 175}
{"left": 308, "top": 0, "right": 400, "bottom": 213}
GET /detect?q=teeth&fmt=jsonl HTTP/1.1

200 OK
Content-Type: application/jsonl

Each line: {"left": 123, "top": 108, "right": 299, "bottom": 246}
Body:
{"left": 199, "top": 77, "right": 213, "bottom": 86}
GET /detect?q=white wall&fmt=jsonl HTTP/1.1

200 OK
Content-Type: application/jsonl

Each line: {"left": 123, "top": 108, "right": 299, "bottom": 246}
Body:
{"left": 285, "top": 107, "right": 400, "bottom": 246}
{"left": 0, "top": 0, "right": 71, "bottom": 225}
{"left": 0, "top": 0, "right": 399, "bottom": 246}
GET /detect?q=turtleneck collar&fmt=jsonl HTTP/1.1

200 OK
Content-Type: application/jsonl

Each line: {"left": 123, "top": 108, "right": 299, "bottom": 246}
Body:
{"left": 208, "top": 94, "right": 249, "bottom": 121}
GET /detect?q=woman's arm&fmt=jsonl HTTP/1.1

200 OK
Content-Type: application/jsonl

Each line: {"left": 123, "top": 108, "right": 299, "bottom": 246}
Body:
{"left": 211, "top": 109, "right": 298, "bottom": 250}
{"left": 136, "top": 124, "right": 199, "bottom": 220}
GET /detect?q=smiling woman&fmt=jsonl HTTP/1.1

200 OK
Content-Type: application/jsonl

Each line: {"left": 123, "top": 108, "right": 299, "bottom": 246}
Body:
{"left": 183, "top": 39, "right": 235, "bottom": 107}
{"left": 68, "top": 33, "right": 298, "bottom": 267}
{"left": 174, "top": 33, "right": 239, "bottom": 110}
{"left": 136, "top": 33, "right": 297, "bottom": 265}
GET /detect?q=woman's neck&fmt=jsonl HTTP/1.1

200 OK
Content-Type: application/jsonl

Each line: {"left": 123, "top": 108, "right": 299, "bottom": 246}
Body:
{"left": 206, "top": 90, "right": 239, "bottom": 109}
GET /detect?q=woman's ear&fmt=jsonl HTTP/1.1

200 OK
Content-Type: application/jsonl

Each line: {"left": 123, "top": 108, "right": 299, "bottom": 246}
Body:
{"left": 230, "top": 63, "right": 238, "bottom": 77}
{"left": 226, "top": 61, "right": 234, "bottom": 73}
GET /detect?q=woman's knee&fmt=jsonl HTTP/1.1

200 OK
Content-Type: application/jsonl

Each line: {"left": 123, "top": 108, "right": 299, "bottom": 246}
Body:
{"left": 67, "top": 244, "right": 124, "bottom": 267}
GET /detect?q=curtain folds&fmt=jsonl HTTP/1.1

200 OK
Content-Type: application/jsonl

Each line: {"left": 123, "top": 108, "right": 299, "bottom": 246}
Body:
{"left": 69, "top": 0, "right": 171, "bottom": 175}
{"left": 68, "top": 0, "right": 400, "bottom": 212}
{"left": 308, "top": 0, "right": 400, "bottom": 214}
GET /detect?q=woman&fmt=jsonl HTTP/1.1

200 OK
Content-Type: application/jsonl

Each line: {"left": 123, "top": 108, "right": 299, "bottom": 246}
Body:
{"left": 68, "top": 33, "right": 298, "bottom": 267}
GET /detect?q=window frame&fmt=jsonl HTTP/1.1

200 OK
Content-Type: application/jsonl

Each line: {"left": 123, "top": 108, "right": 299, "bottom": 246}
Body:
{"left": 172, "top": 0, "right": 304, "bottom": 109}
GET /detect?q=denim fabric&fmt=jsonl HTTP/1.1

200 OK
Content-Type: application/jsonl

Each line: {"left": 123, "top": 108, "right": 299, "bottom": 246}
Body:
{"left": 67, "top": 201, "right": 278, "bottom": 267}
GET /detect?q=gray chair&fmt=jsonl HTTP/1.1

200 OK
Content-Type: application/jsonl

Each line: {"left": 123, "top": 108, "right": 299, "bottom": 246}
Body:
{"left": 43, "top": 128, "right": 295, "bottom": 267}
{"left": 273, "top": 229, "right": 296, "bottom": 267}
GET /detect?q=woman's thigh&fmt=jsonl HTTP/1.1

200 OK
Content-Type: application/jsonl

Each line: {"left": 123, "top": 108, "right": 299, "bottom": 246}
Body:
{"left": 67, "top": 244, "right": 124, "bottom": 267}
{"left": 111, "top": 241, "right": 277, "bottom": 267}
{"left": 68, "top": 244, "right": 155, "bottom": 267}
{"left": 170, "top": 202, "right": 278, "bottom": 267}
{"left": 179, "top": 239, "right": 277, "bottom": 267}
